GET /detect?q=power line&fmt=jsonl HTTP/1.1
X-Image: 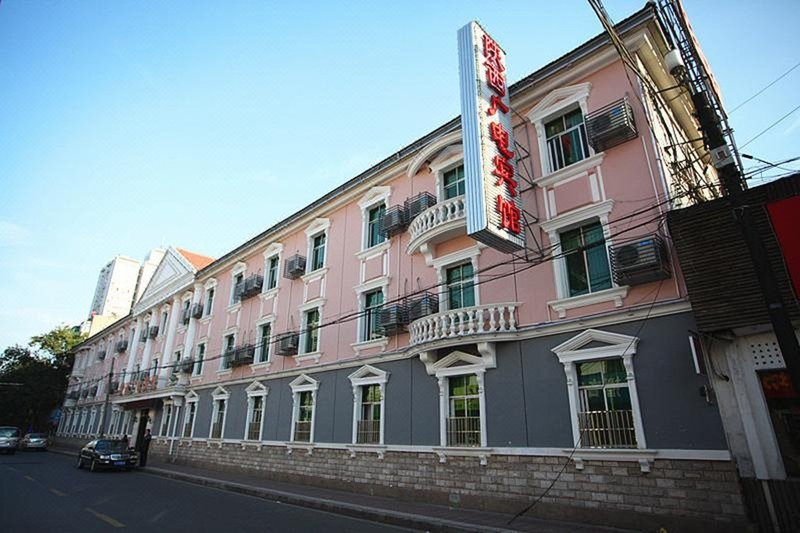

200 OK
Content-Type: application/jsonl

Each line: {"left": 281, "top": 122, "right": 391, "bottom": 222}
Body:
{"left": 729, "top": 60, "right": 800, "bottom": 114}
{"left": 740, "top": 102, "right": 800, "bottom": 149}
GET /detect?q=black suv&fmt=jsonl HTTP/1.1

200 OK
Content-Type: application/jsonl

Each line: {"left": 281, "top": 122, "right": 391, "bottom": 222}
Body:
{"left": 76, "top": 439, "right": 138, "bottom": 471}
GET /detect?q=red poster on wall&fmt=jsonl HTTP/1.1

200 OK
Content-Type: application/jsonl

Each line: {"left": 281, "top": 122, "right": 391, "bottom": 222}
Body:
{"left": 767, "top": 196, "right": 800, "bottom": 299}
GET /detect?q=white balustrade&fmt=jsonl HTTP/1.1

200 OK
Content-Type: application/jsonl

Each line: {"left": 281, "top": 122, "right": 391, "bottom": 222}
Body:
{"left": 409, "top": 302, "right": 519, "bottom": 345}
{"left": 407, "top": 196, "right": 466, "bottom": 242}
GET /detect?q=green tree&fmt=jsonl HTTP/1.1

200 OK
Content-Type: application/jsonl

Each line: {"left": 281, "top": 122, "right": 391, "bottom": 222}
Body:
{"left": 0, "top": 326, "right": 86, "bottom": 432}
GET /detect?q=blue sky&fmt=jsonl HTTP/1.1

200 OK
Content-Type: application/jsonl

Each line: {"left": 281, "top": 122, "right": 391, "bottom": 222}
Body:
{"left": 1, "top": 0, "right": 798, "bottom": 349}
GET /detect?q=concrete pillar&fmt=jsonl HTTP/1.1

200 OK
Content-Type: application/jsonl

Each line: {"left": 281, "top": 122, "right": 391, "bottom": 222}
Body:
{"left": 125, "top": 317, "right": 143, "bottom": 383}
{"left": 183, "top": 284, "right": 203, "bottom": 359}
{"left": 158, "top": 296, "right": 183, "bottom": 386}
{"left": 139, "top": 313, "right": 158, "bottom": 374}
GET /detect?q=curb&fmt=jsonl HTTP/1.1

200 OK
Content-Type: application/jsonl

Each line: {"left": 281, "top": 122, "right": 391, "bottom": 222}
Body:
{"left": 51, "top": 447, "right": 515, "bottom": 533}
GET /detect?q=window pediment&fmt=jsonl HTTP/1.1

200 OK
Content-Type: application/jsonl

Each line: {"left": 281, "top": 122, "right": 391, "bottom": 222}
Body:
{"left": 211, "top": 385, "right": 230, "bottom": 400}
{"left": 184, "top": 390, "right": 199, "bottom": 402}
{"left": 406, "top": 130, "right": 462, "bottom": 178}
{"left": 245, "top": 380, "right": 269, "bottom": 397}
{"left": 289, "top": 373, "right": 319, "bottom": 392}
{"left": 348, "top": 364, "right": 389, "bottom": 386}
{"left": 527, "top": 82, "right": 592, "bottom": 123}
{"left": 357, "top": 186, "right": 391, "bottom": 210}
{"left": 304, "top": 218, "right": 331, "bottom": 237}
{"left": 551, "top": 328, "right": 639, "bottom": 363}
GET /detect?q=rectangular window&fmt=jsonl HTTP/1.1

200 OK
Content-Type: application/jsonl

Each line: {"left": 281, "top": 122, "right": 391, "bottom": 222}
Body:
{"left": 204, "top": 288, "right": 215, "bottom": 316}
{"left": 183, "top": 403, "right": 196, "bottom": 437}
{"left": 311, "top": 233, "right": 326, "bottom": 271}
{"left": 447, "top": 375, "right": 481, "bottom": 447}
{"left": 173, "top": 350, "right": 181, "bottom": 373}
{"left": 231, "top": 273, "right": 244, "bottom": 304}
{"left": 211, "top": 399, "right": 226, "bottom": 439}
{"left": 294, "top": 391, "right": 313, "bottom": 442}
{"left": 545, "top": 108, "right": 589, "bottom": 172}
{"left": 256, "top": 323, "right": 271, "bottom": 363}
{"left": 443, "top": 165, "right": 466, "bottom": 199}
{"left": 160, "top": 404, "right": 172, "bottom": 436}
{"left": 366, "top": 204, "right": 386, "bottom": 248}
{"left": 151, "top": 359, "right": 158, "bottom": 378}
{"left": 222, "top": 334, "right": 236, "bottom": 369}
{"left": 266, "top": 255, "right": 279, "bottom": 290}
{"left": 247, "top": 396, "right": 264, "bottom": 440}
{"left": 161, "top": 311, "right": 168, "bottom": 333}
{"left": 182, "top": 300, "right": 190, "bottom": 324}
{"left": 303, "top": 308, "right": 320, "bottom": 353}
{"left": 357, "top": 384, "right": 381, "bottom": 444}
{"left": 193, "top": 343, "right": 205, "bottom": 376}
{"left": 362, "top": 290, "right": 384, "bottom": 342}
{"left": 446, "top": 263, "right": 475, "bottom": 310}
{"left": 561, "top": 221, "right": 611, "bottom": 297}
{"left": 577, "top": 359, "right": 635, "bottom": 448}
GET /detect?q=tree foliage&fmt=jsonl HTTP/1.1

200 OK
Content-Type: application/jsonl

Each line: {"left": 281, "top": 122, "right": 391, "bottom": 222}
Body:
{"left": 0, "top": 326, "right": 86, "bottom": 432}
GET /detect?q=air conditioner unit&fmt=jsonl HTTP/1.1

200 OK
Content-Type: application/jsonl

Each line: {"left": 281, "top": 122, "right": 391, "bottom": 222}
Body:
{"left": 378, "top": 304, "right": 408, "bottom": 336}
{"left": 284, "top": 254, "right": 307, "bottom": 280}
{"left": 231, "top": 345, "right": 255, "bottom": 367}
{"left": 181, "top": 307, "right": 191, "bottom": 325}
{"left": 240, "top": 275, "right": 264, "bottom": 299}
{"left": 610, "top": 234, "right": 671, "bottom": 286}
{"left": 116, "top": 340, "right": 128, "bottom": 353}
{"left": 585, "top": 97, "right": 638, "bottom": 152}
{"left": 176, "top": 358, "right": 195, "bottom": 374}
{"left": 148, "top": 326, "right": 159, "bottom": 339}
{"left": 405, "top": 192, "right": 437, "bottom": 222}
{"left": 381, "top": 206, "right": 408, "bottom": 238}
{"left": 277, "top": 332, "right": 300, "bottom": 355}
{"left": 191, "top": 303, "right": 204, "bottom": 319}
{"left": 97, "top": 349, "right": 106, "bottom": 361}
{"left": 407, "top": 291, "right": 440, "bottom": 322}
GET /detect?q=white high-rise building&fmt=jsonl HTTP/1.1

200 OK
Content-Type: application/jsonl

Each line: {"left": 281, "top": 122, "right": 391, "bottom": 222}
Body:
{"left": 88, "top": 248, "right": 166, "bottom": 319}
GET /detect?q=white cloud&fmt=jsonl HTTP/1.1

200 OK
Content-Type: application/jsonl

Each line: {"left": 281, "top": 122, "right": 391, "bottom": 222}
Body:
{"left": 0, "top": 221, "right": 30, "bottom": 246}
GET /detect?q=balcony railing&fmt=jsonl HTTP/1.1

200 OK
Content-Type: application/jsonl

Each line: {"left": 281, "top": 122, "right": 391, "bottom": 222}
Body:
{"left": 356, "top": 419, "right": 380, "bottom": 444}
{"left": 406, "top": 195, "right": 466, "bottom": 255}
{"left": 293, "top": 421, "right": 311, "bottom": 442}
{"left": 577, "top": 409, "right": 637, "bottom": 448}
{"left": 446, "top": 416, "right": 481, "bottom": 447}
{"left": 409, "top": 302, "right": 518, "bottom": 346}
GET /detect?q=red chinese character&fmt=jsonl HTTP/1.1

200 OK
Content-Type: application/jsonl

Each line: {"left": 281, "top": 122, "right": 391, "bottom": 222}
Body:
{"left": 489, "top": 122, "right": 515, "bottom": 159}
{"left": 487, "top": 95, "right": 509, "bottom": 116}
{"left": 492, "top": 155, "right": 518, "bottom": 196}
{"left": 482, "top": 34, "right": 503, "bottom": 71}
{"left": 497, "top": 195, "right": 522, "bottom": 234}
{"left": 485, "top": 65, "right": 506, "bottom": 97}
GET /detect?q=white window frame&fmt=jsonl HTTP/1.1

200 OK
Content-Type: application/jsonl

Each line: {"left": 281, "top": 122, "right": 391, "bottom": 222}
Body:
{"left": 219, "top": 329, "right": 238, "bottom": 371}
{"left": 289, "top": 374, "right": 319, "bottom": 443}
{"left": 353, "top": 277, "right": 390, "bottom": 351}
{"left": 540, "top": 200, "right": 628, "bottom": 318}
{"left": 551, "top": 328, "right": 646, "bottom": 450}
{"left": 243, "top": 380, "right": 269, "bottom": 441}
{"left": 357, "top": 186, "right": 391, "bottom": 251}
{"left": 182, "top": 391, "right": 199, "bottom": 438}
{"left": 202, "top": 278, "right": 217, "bottom": 319}
{"left": 347, "top": 365, "right": 389, "bottom": 445}
{"left": 431, "top": 245, "right": 482, "bottom": 312}
{"left": 526, "top": 82, "right": 594, "bottom": 178}
{"left": 430, "top": 350, "right": 493, "bottom": 449}
{"left": 229, "top": 262, "right": 246, "bottom": 308}
{"left": 428, "top": 144, "right": 464, "bottom": 202}
{"left": 304, "top": 218, "right": 331, "bottom": 274}
{"left": 193, "top": 341, "right": 206, "bottom": 376}
{"left": 297, "top": 300, "right": 324, "bottom": 362}
{"left": 262, "top": 242, "right": 284, "bottom": 295}
{"left": 179, "top": 296, "right": 192, "bottom": 330}
{"left": 253, "top": 318, "right": 274, "bottom": 366}
{"left": 160, "top": 400, "right": 173, "bottom": 437}
{"left": 209, "top": 386, "right": 230, "bottom": 440}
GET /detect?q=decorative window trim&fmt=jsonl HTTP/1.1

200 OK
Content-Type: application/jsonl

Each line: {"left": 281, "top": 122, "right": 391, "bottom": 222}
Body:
{"left": 253, "top": 317, "right": 275, "bottom": 367}
{"left": 209, "top": 385, "right": 230, "bottom": 440}
{"left": 305, "top": 218, "right": 330, "bottom": 274}
{"left": 526, "top": 82, "right": 593, "bottom": 178}
{"left": 263, "top": 243, "right": 284, "bottom": 294}
{"left": 533, "top": 152, "right": 605, "bottom": 188}
{"left": 547, "top": 286, "right": 629, "bottom": 319}
{"left": 228, "top": 262, "right": 247, "bottom": 310}
{"left": 348, "top": 365, "right": 389, "bottom": 445}
{"left": 428, "top": 144, "right": 464, "bottom": 201}
{"left": 354, "top": 276, "right": 390, "bottom": 346}
{"left": 430, "top": 350, "right": 492, "bottom": 448}
{"left": 358, "top": 186, "right": 391, "bottom": 251}
{"left": 182, "top": 390, "right": 199, "bottom": 438}
{"left": 297, "top": 303, "right": 323, "bottom": 363}
{"left": 551, "top": 328, "right": 646, "bottom": 450}
{"left": 432, "top": 245, "right": 483, "bottom": 312}
{"left": 202, "top": 279, "right": 217, "bottom": 321}
{"left": 289, "top": 374, "right": 319, "bottom": 443}
{"left": 539, "top": 199, "right": 614, "bottom": 234}
{"left": 243, "top": 380, "right": 269, "bottom": 441}
{"left": 219, "top": 329, "right": 238, "bottom": 372}
{"left": 406, "top": 130, "right": 462, "bottom": 178}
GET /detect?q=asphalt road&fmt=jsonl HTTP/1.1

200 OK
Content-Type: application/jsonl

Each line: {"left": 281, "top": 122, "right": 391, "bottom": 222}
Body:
{"left": 0, "top": 451, "right": 417, "bottom": 532}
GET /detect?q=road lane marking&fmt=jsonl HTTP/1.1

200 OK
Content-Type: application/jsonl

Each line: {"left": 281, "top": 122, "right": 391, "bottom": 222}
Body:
{"left": 49, "top": 488, "right": 66, "bottom": 497}
{"left": 85, "top": 508, "right": 126, "bottom": 528}
{"left": 24, "top": 475, "right": 35, "bottom": 481}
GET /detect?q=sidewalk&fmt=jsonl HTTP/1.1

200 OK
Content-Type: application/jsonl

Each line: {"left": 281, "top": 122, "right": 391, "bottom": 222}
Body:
{"left": 52, "top": 446, "right": 630, "bottom": 533}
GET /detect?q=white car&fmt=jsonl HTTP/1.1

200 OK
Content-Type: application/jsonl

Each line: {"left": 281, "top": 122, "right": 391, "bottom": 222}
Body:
{"left": 0, "top": 427, "right": 21, "bottom": 454}
{"left": 21, "top": 432, "right": 48, "bottom": 451}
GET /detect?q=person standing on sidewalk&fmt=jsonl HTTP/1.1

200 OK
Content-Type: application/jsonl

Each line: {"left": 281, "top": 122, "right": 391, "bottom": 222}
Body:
{"left": 139, "top": 428, "right": 152, "bottom": 467}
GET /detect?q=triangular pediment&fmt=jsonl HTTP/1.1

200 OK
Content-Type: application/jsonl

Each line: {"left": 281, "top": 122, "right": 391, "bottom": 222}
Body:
{"left": 551, "top": 329, "right": 638, "bottom": 361}
{"left": 134, "top": 246, "right": 197, "bottom": 314}
{"left": 211, "top": 385, "right": 229, "bottom": 399}
{"left": 185, "top": 390, "right": 199, "bottom": 402}
{"left": 245, "top": 380, "right": 269, "bottom": 396}
{"left": 289, "top": 373, "right": 319, "bottom": 392}
{"left": 348, "top": 364, "right": 389, "bottom": 384}
{"left": 432, "top": 351, "right": 484, "bottom": 372}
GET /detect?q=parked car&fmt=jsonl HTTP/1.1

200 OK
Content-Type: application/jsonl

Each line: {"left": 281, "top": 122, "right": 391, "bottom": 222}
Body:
{"left": 76, "top": 439, "right": 138, "bottom": 471}
{"left": 20, "top": 433, "right": 49, "bottom": 451}
{"left": 0, "top": 427, "right": 21, "bottom": 454}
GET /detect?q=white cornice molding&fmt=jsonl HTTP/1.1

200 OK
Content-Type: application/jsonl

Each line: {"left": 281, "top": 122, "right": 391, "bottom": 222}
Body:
{"left": 357, "top": 186, "right": 391, "bottom": 210}
{"left": 527, "top": 82, "right": 592, "bottom": 123}
{"left": 539, "top": 199, "right": 615, "bottom": 234}
{"left": 533, "top": 152, "right": 605, "bottom": 188}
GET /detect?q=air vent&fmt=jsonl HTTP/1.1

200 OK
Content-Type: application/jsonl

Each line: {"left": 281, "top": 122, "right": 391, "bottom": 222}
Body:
{"left": 277, "top": 332, "right": 300, "bottom": 355}
{"left": 585, "top": 97, "right": 638, "bottom": 152}
{"left": 382, "top": 205, "right": 408, "bottom": 237}
{"left": 284, "top": 255, "right": 307, "bottom": 280}
{"left": 610, "top": 234, "right": 671, "bottom": 286}
{"left": 378, "top": 304, "right": 408, "bottom": 336}
{"left": 407, "top": 291, "right": 440, "bottom": 322}
{"left": 405, "top": 192, "right": 437, "bottom": 222}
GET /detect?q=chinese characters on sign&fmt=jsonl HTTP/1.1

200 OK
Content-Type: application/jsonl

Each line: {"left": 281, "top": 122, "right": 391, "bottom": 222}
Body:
{"left": 458, "top": 22, "right": 525, "bottom": 252}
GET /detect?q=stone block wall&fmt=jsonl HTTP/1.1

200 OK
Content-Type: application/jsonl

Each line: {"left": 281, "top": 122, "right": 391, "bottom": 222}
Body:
{"left": 150, "top": 440, "right": 748, "bottom": 531}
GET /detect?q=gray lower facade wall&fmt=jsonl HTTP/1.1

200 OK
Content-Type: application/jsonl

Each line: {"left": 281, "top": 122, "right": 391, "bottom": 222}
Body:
{"left": 149, "top": 440, "right": 747, "bottom": 531}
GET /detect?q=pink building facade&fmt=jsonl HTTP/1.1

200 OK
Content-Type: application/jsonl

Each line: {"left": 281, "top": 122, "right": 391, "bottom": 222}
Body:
{"left": 59, "top": 6, "right": 749, "bottom": 530}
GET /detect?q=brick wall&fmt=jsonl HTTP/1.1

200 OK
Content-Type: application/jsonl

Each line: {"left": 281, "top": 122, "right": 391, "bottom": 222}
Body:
{"left": 150, "top": 440, "right": 748, "bottom": 531}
